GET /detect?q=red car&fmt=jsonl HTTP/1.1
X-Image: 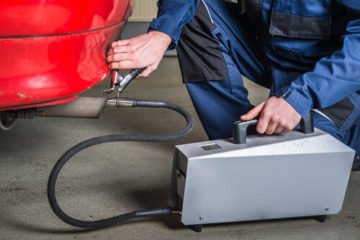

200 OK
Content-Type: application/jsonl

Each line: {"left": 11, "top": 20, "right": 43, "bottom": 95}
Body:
{"left": 0, "top": 0, "right": 133, "bottom": 130}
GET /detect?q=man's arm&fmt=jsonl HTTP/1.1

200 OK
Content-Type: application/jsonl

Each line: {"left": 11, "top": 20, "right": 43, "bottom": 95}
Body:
{"left": 276, "top": 18, "right": 360, "bottom": 117}
{"left": 107, "top": 0, "right": 200, "bottom": 77}
{"left": 149, "top": 0, "right": 200, "bottom": 48}
{"left": 242, "top": 2, "right": 360, "bottom": 134}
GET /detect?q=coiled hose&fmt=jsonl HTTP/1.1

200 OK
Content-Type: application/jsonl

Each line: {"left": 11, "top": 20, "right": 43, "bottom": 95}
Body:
{"left": 47, "top": 99, "right": 194, "bottom": 229}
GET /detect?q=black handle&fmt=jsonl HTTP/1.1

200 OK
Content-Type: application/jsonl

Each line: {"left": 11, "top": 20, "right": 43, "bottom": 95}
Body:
{"left": 233, "top": 113, "right": 315, "bottom": 144}
{"left": 233, "top": 119, "right": 258, "bottom": 145}
{"left": 300, "top": 112, "right": 314, "bottom": 134}
{"left": 129, "top": 68, "right": 145, "bottom": 79}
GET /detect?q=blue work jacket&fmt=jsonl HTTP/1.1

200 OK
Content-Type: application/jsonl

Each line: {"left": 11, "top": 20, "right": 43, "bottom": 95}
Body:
{"left": 149, "top": 0, "right": 360, "bottom": 118}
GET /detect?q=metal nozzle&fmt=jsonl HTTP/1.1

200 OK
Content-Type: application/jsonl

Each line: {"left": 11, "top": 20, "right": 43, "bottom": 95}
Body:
{"left": 102, "top": 69, "right": 144, "bottom": 97}
{"left": 111, "top": 70, "right": 122, "bottom": 87}
{"left": 107, "top": 98, "right": 135, "bottom": 108}
{"left": 101, "top": 70, "right": 123, "bottom": 96}
{"left": 171, "top": 210, "right": 182, "bottom": 215}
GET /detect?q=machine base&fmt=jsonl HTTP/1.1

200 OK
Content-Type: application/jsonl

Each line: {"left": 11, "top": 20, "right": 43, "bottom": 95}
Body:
{"left": 314, "top": 215, "right": 327, "bottom": 223}
{"left": 186, "top": 215, "right": 328, "bottom": 233}
{"left": 189, "top": 225, "right": 203, "bottom": 233}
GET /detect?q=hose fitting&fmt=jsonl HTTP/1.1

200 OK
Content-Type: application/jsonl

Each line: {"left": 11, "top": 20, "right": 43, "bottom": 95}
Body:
{"left": 107, "top": 98, "right": 136, "bottom": 108}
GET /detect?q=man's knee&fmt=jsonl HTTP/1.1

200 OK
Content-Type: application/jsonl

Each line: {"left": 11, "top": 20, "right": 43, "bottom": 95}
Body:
{"left": 314, "top": 111, "right": 360, "bottom": 154}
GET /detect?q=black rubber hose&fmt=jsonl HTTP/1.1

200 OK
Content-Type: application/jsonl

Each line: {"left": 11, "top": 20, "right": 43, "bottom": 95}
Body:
{"left": 47, "top": 99, "right": 193, "bottom": 229}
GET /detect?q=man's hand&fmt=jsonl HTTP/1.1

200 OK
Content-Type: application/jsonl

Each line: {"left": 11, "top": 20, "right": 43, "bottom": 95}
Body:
{"left": 241, "top": 96, "right": 301, "bottom": 134}
{"left": 107, "top": 31, "right": 172, "bottom": 77}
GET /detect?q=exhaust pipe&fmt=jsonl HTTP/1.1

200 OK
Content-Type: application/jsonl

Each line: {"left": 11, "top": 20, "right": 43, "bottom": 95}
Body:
{"left": 35, "top": 97, "right": 108, "bottom": 118}
{"left": 0, "top": 111, "right": 17, "bottom": 130}
{"left": 11, "top": 97, "right": 137, "bottom": 125}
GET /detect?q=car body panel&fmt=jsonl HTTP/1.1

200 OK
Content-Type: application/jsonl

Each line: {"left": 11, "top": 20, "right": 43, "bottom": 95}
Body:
{"left": 0, "top": 0, "right": 132, "bottom": 110}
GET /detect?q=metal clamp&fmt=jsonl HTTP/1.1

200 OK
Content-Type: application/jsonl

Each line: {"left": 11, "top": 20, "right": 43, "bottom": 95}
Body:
{"left": 101, "top": 69, "right": 144, "bottom": 98}
{"left": 101, "top": 70, "right": 123, "bottom": 96}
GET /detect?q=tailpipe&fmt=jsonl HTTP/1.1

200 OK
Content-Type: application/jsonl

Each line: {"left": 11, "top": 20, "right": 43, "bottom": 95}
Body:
{"left": 15, "top": 97, "right": 135, "bottom": 120}
{"left": 34, "top": 97, "right": 108, "bottom": 118}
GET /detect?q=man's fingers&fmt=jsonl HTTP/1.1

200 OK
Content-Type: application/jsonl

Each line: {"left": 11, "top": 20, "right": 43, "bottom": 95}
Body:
{"left": 107, "top": 48, "right": 114, "bottom": 55}
{"left": 108, "top": 61, "right": 135, "bottom": 70}
{"left": 111, "top": 40, "right": 130, "bottom": 48}
{"left": 240, "top": 101, "right": 265, "bottom": 121}
{"left": 139, "top": 65, "right": 156, "bottom": 77}
{"left": 107, "top": 53, "right": 131, "bottom": 63}
{"left": 107, "top": 46, "right": 131, "bottom": 57}
{"left": 257, "top": 109, "right": 271, "bottom": 134}
{"left": 240, "top": 96, "right": 301, "bottom": 135}
{"left": 265, "top": 118, "right": 279, "bottom": 135}
{"left": 274, "top": 126, "right": 285, "bottom": 134}
{"left": 113, "top": 45, "right": 132, "bottom": 54}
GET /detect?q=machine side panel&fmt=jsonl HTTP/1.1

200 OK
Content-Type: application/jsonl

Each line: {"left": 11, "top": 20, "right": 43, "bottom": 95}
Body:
{"left": 181, "top": 151, "right": 354, "bottom": 225}
{"left": 169, "top": 149, "right": 188, "bottom": 209}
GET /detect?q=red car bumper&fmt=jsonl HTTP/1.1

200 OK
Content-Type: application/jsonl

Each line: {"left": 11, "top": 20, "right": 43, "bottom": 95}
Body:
{"left": 0, "top": 0, "right": 132, "bottom": 111}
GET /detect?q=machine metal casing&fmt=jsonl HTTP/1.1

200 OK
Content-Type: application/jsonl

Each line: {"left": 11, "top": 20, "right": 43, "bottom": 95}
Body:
{"left": 170, "top": 129, "right": 355, "bottom": 226}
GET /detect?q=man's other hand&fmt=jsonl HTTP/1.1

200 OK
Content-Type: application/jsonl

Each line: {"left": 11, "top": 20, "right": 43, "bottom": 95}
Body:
{"left": 240, "top": 96, "right": 301, "bottom": 134}
{"left": 107, "top": 31, "right": 172, "bottom": 77}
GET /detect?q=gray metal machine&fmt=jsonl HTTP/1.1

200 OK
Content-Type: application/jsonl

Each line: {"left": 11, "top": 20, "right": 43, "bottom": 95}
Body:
{"left": 170, "top": 118, "right": 355, "bottom": 231}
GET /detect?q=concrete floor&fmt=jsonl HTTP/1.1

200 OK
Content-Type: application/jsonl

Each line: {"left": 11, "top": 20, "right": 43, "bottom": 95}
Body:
{"left": 0, "top": 57, "right": 359, "bottom": 240}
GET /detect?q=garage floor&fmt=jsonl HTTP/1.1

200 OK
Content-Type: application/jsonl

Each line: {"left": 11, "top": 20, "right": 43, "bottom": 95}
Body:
{"left": 0, "top": 57, "right": 359, "bottom": 240}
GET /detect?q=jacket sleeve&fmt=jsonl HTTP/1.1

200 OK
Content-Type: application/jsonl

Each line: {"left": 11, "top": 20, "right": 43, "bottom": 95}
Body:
{"left": 148, "top": 0, "right": 200, "bottom": 49}
{"left": 276, "top": 2, "right": 360, "bottom": 118}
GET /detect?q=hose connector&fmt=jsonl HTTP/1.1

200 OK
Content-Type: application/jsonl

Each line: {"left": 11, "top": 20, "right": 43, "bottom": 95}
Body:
{"left": 107, "top": 98, "right": 136, "bottom": 108}
{"left": 101, "top": 70, "right": 123, "bottom": 96}
{"left": 117, "top": 68, "right": 144, "bottom": 94}
{"left": 101, "top": 69, "right": 144, "bottom": 97}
